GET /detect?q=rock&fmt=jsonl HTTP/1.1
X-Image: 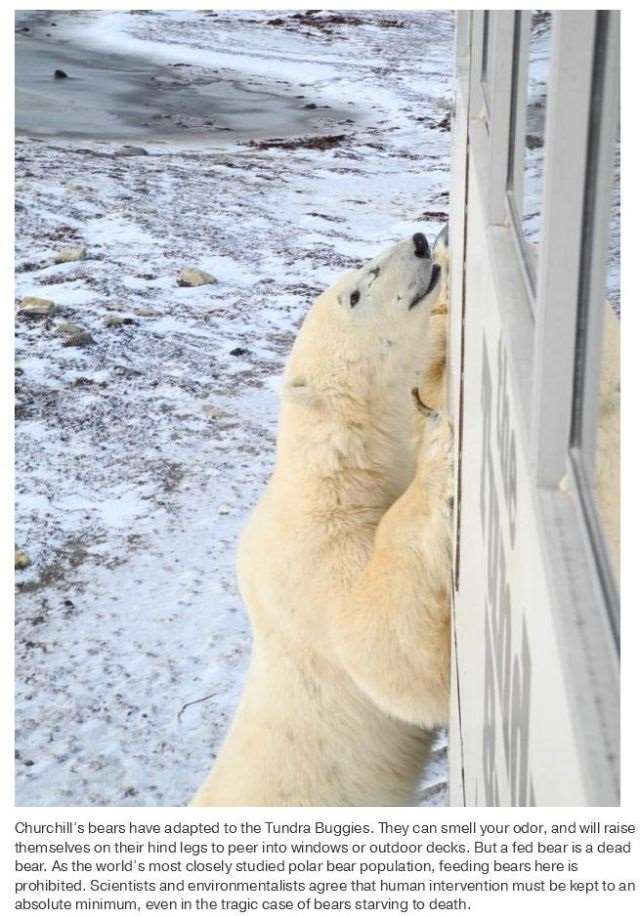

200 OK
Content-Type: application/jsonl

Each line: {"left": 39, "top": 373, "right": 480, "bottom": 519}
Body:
{"left": 229, "top": 346, "right": 248, "bottom": 357}
{"left": 15, "top": 550, "right": 31, "bottom": 570}
{"left": 63, "top": 331, "right": 95, "bottom": 348}
{"left": 53, "top": 69, "right": 68, "bottom": 79}
{"left": 177, "top": 267, "right": 217, "bottom": 288}
{"left": 119, "top": 145, "right": 149, "bottom": 157}
{"left": 18, "top": 296, "right": 56, "bottom": 317}
{"left": 104, "top": 315, "right": 136, "bottom": 328}
{"left": 133, "top": 307, "right": 160, "bottom": 318}
{"left": 303, "top": 103, "right": 318, "bottom": 109}
{"left": 54, "top": 245, "right": 87, "bottom": 264}
{"left": 203, "top": 406, "right": 230, "bottom": 420}
{"left": 54, "top": 322, "right": 85, "bottom": 337}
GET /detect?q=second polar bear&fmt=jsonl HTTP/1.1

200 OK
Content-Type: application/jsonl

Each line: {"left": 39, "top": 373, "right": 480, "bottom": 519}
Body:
{"left": 192, "top": 231, "right": 452, "bottom": 806}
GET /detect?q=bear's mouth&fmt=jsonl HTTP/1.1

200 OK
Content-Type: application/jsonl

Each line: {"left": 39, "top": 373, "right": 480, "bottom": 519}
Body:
{"left": 408, "top": 264, "right": 441, "bottom": 310}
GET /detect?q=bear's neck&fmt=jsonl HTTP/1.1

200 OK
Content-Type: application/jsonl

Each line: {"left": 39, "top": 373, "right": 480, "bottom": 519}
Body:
{"left": 274, "top": 399, "right": 417, "bottom": 515}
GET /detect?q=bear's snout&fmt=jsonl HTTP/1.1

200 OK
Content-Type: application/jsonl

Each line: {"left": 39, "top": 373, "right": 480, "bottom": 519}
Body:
{"left": 412, "top": 232, "right": 431, "bottom": 259}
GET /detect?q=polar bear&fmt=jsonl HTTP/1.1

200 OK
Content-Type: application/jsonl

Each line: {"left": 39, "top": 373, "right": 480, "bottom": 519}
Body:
{"left": 191, "top": 231, "right": 453, "bottom": 807}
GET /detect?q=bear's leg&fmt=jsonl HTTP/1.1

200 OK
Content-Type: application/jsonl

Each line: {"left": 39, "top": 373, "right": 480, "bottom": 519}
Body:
{"left": 330, "top": 410, "right": 453, "bottom": 729}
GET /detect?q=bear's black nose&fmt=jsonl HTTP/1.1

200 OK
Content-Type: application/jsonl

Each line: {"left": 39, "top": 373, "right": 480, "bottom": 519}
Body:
{"left": 413, "top": 232, "right": 430, "bottom": 259}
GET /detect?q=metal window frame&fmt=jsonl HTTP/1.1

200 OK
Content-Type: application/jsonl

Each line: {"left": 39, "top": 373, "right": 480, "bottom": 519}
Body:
{"left": 462, "top": 8, "right": 619, "bottom": 619}
{"left": 450, "top": 10, "right": 620, "bottom": 805}
{"left": 470, "top": 10, "right": 490, "bottom": 126}
{"left": 530, "top": 12, "right": 620, "bottom": 629}
{"left": 531, "top": 13, "right": 598, "bottom": 486}
{"left": 505, "top": 10, "right": 536, "bottom": 302}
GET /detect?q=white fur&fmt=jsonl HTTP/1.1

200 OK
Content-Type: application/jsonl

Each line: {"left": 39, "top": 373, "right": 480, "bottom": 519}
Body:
{"left": 191, "top": 236, "right": 453, "bottom": 806}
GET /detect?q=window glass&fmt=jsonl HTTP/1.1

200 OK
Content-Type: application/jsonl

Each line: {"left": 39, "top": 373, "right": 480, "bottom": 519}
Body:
{"left": 594, "top": 137, "right": 620, "bottom": 583}
{"left": 520, "top": 11, "right": 552, "bottom": 284}
{"left": 606, "top": 142, "right": 620, "bottom": 316}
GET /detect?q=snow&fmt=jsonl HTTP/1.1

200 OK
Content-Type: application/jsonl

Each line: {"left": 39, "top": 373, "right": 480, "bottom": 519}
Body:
{"left": 15, "top": 9, "right": 453, "bottom": 807}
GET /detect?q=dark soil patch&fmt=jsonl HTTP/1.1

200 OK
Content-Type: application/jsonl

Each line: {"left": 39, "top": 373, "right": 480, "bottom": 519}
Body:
{"left": 419, "top": 210, "right": 449, "bottom": 222}
{"left": 249, "top": 134, "right": 347, "bottom": 152}
{"left": 265, "top": 12, "right": 404, "bottom": 35}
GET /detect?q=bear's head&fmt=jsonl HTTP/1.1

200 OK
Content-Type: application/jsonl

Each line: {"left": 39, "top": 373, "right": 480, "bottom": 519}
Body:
{"left": 282, "top": 232, "right": 442, "bottom": 423}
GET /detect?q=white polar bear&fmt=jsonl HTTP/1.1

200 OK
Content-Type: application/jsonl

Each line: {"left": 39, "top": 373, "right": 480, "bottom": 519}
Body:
{"left": 192, "top": 231, "right": 453, "bottom": 807}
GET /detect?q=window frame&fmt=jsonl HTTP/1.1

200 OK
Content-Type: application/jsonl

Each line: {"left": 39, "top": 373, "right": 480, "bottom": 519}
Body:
{"left": 450, "top": 10, "right": 620, "bottom": 804}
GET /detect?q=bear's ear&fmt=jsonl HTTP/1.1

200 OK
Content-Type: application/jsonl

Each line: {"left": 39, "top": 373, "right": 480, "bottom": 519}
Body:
{"left": 282, "top": 375, "right": 321, "bottom": 409}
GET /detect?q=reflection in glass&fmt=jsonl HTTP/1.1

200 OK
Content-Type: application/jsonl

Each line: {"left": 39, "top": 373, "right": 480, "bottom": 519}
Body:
{"left": 606, "top": 143, "right": 620, "bottom": 316}
{"left": 594, "top": 304, "right": 620, "bottom": 585}
{"left": 520, "top": 12, "right": 552, "bottom": 263}
{"left": 595, "top": 134, "right": 620, "bottom": 584}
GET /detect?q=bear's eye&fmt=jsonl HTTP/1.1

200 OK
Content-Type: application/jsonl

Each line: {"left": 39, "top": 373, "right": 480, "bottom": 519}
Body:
{"left": 350, "top": 290, "right": 360, "bottom": 307}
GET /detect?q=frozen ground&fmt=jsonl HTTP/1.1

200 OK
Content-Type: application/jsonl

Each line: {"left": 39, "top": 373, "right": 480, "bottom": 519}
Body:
{"left": 14, "top": 9, "right": 453, "bottom": 807}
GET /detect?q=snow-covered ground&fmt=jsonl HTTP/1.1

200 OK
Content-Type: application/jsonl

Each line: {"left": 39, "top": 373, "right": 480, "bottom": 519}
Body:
{"left": 15, "top": 10, "right": 453, "bottom": 807}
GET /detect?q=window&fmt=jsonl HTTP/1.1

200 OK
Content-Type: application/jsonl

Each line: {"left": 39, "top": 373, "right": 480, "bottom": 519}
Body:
{"left": 449, "top": 10, "right": 620, "bottom": 806}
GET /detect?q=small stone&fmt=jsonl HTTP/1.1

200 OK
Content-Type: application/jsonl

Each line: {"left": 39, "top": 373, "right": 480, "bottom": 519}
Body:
{"left": 218, "top": 505, "right": 231, "bottom": 515}
{"left": 177, "top": 267, "right": 217, "bottom": 287}
{"left": 303, "top": 102, "right": 318, "bottom": 109}
{"left": 203, "top": 406, "right": 229, "bottom": 420}
{"left": 54, "top": 69, "right": 68, "bottom": 79}
{"left": 54, "top": 246, "right": 87, "bottom": 264}
{"left": 104, "top": 315, "right": 136, "bottom": 328}
{"left": 229, "top": 346, "right": 248, "bottom": 357}
{"left": 63, "top": 331, "right": 95, "bottom": 348}
{"left": 15, "top": 550, "right": 31, "bottom": 570}
{"left": 18, "top": 296, "right": 56, "bottom": 317}
{"left": 119, "top": 145, "right": 149, "bottom": 157}
{"left": 54, "top": 322, "right": 85, "bottom": 337}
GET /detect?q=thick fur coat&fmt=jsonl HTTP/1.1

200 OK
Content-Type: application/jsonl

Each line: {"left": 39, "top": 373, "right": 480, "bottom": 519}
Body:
{"left": 192, "top": 233, "right": 452, "bottom": 806}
